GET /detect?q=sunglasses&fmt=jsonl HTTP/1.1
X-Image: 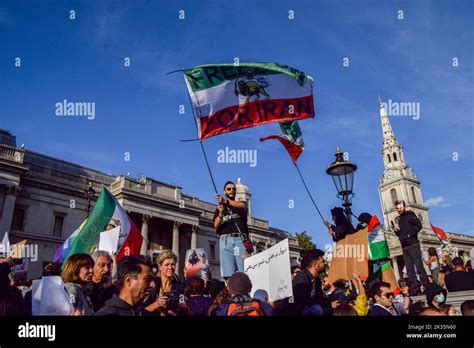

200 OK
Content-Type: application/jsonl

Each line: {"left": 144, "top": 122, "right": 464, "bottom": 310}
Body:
{"left": 383, "top": 292, "right": 394, "bottom": 299}
{"left": 226, "top": 187, "right": 236, "bottom": 191}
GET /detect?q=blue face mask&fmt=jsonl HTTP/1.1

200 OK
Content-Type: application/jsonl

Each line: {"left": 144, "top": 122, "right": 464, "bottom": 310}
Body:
{"left": 434, "top": 293, "right": 445, "bottom": 304}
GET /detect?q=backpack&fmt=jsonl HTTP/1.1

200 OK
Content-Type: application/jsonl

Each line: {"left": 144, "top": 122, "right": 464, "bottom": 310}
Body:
{"left": 227, "top": 300, "right": 265, "bottom": 316}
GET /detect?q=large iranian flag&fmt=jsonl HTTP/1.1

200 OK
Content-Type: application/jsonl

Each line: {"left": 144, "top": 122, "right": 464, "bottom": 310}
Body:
{"left": 55, "top": 187, "right": 143, "bottom": 264}
{"left": 368, "top": 215, "right": 390, "bottom": 261}
{"left": 184, "top": 63, "right": 315, "bottom": 140}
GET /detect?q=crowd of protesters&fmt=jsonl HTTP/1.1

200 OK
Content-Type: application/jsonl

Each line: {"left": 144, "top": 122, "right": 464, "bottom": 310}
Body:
{"left": 0, "top": 182, "right": 473, "bottom": 317}
{"left": 1, "top": 245, "right": 473, "bottom": 317}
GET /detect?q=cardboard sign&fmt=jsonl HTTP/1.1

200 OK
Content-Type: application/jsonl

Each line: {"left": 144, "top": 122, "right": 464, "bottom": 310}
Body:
{"left": 328, "top": 228, "right": 369, "bottom": 283}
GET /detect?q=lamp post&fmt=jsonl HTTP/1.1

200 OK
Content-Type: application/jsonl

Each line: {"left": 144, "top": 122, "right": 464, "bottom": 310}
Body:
{"left": 326, "top": 146, "right": 357, "bottom": 223}
{"left": 84, "top": 183, "right": 95, "bottom": 217}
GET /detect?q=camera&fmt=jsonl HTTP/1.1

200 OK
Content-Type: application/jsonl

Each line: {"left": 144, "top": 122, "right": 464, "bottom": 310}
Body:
{"left": 163, "top": 290, "right": 180, "bottom": 310}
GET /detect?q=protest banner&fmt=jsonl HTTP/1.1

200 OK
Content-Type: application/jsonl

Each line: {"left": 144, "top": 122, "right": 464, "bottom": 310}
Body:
{"left": 32, "top": 276, "right": 74, "bottom": 316}
{"left": 328, "top": 228, "right": 369, "bottom": 283}
{"left": 244, "top": 238, "right": 292, "bottom": 302}
{"left": 184, "top": 248, "right": 210, "bottom": 282}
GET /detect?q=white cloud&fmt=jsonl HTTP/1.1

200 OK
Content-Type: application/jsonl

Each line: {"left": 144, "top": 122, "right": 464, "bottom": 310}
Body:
{"left": 425, "top": 196, "right": 451, "bottom": 208}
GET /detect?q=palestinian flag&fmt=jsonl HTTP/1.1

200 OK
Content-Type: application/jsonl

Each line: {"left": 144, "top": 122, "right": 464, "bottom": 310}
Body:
{"left": 431, "top": 224, "right": 450, "bottom": 247}
{"left": 368, "top": 215, "right": 390, "bottom": 261}
{"left": 55, "top": 187, "right": 143, "bottom": 264}
{"left": 184, "top": 63, "right": 314, "bottom": 140}
{"left": 366, "top": 260, "right": 401, "bottom": 295}
{"left": 260, "top": 121, "right": 304, "bottom": 164}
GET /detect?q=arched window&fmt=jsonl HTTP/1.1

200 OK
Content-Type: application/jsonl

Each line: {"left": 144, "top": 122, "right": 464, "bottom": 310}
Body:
{"left": 390, "top": 188, "right": 398, "bottom": 206}
{"left": 387, "top": 154, "right": 391, "bottom": 163}
{"left": 393, "top": 152, "right": 398, "bottom": 161}
{"left": 411, "top": 186, "right": 417, "bottom": 204}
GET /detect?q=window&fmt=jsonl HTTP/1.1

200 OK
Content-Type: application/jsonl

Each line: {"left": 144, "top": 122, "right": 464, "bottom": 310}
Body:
{"left": 11, "top": 207, "right": 26, "bottom": 231}
{"left": 411, "top": 187, "right": 417, "bottom": 204}
{"left": 390, "top": 189, "right": 398, "bottom": 206}
{"left": 387, "top": 154, "right": 391, "bottom": 163}
{"left": 393, "top": 152, "right": 398, "bottom": 161}
{"left": 209, "top": 242, "right": 216, "bottom": 260}
{"left": 53, "top": 214, "right": 65, "bottom": 237}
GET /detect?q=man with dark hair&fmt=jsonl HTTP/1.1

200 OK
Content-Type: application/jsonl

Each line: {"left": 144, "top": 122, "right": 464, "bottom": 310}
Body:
{"left": 390, "top": 200, "right": 428, "bottom": 294}
{"left": 368, "top": 281, "right": 398, "bottom": 316}
{"left": 460, "top": 300, "right": 474, "bottom": 316}
{"left": 287, "top": 249, "right": 330, "bottom": 315}
{"left": 291, "top": 265, "right": 301, "bottom": 280}
{"left": 213, "top": 181, "right": 249, "bottom": 279}
{"left": 445, "top": 257, "right": 474, "bottom": 292}
{"left": 95, "top": 256, "right": 153, "bottom": 316}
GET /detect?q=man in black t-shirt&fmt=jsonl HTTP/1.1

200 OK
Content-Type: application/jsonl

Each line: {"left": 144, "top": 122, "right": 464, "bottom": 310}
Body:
{"left": 213, "top": 181, "right": 249, "bottom": 280}
{"left": 445, "top": 257, "right": 474, "bottom": 292}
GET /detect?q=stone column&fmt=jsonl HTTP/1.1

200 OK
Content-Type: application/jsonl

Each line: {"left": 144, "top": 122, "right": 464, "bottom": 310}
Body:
{"left": 392, "top": 257, "right": 400, "bottom": 281}
{"left": 0, "top": 186, "right": 21, "bottom": 235}
{"left": 140, "top": 214, "right": 150, "bottom": 256}
{"left": 191, "top": 225, "right": 199, "bottom": 249}
{"left": 172, "top": 222, "right": 181, "bottom": 271}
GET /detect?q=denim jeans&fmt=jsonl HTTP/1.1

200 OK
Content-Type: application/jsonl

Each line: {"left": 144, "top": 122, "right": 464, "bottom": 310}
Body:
{"left": 219, "top": 235, "right": 245, "bottom": 278}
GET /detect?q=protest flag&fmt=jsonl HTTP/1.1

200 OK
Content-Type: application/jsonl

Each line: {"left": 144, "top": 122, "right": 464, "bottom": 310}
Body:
{"left": 55, "top": 187, "right": 142, "bottom": 264}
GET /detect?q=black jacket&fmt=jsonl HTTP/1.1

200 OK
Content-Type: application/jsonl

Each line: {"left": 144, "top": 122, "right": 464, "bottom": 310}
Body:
{"left": 395, "top": 211, "right": 422, "bottom": 247}
{"left": 90, "top": 281, "right": 118, "bottom": 312}
{"left": 94, "top": 295, "right": 150, "bottom": 316}
{"left": 286, "top": 269, "right": 329, "bottom": 315}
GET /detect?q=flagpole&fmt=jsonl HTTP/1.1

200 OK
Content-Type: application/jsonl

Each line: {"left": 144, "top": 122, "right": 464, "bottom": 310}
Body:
{"left": 294, "top": 163, "right": 327, "bottom": 224}
{"left": 183, "top": 73, "right": 218, "bottom": 195}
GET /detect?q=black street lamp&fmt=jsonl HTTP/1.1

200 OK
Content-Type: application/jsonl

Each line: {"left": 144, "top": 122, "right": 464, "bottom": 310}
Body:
{"left": 84, "top": 183, "right": 96, "bottom": 217}
{"left": 326, "top": 146, "right": 357, "bottom": 223}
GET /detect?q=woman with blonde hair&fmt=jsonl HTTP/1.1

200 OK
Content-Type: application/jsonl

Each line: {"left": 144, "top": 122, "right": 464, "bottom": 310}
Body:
{"left": 61, "top": 253, "right": 94, "bottom": 315}
{"left": 143, "top": 250, "right": 191, "bottom": 316}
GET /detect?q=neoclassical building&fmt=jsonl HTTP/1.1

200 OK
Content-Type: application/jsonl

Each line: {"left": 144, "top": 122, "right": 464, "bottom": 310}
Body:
{"left": 0, "top": 130, "right": 302, "bottom": 280}
{"left": 377, "top": 100, "right": 474, "bottom": 279}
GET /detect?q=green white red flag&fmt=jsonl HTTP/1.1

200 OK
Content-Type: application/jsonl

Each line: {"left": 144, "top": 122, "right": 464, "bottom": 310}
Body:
{"left": 367, "top": 215, "right": 390, "bottom": 261}
{"left": 260, "top": 121, "right": 305, "bottom": 164}
{"left": 184, "top": 63, "right": 314, "bottom": 140}
{"left": 431, "top": 224, "right": 450, "bottom": 247}
{"left": 54, "top": 187, "right": 143, "bottom": 264}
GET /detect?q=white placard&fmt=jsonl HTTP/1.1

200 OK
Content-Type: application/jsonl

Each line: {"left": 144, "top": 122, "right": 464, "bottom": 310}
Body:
{"left": 99, "top": 227, "right": 121, "bottom": 255}
{"left": 32, "top": 276, "right": 73, "bottom": 316}
{"left": 244, "top": 238, "right": 292, "bottom": 302}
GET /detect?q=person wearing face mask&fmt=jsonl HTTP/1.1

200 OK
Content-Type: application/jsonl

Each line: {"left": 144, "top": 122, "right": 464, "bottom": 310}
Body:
{"left": 61, "top": 253, "right": 95, "bottom": 316}
{"left": 425, "top": 283, "right": 448, "bottom": 310}
{"left": 143, "top": 250, "right": 191, "bottom": 316}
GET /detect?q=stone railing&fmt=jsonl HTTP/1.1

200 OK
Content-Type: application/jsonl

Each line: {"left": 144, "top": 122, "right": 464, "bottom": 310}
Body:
{"left": 411, "top": 290, "right": 474, "bottom": 311}
{"left": 0, "top": 144, "right": 24, "bottom": 163}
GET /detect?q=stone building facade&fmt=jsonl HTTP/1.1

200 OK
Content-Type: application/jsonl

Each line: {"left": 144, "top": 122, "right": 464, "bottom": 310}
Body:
{"left": 0, "top": 130, "right": 302, "bottom": 280}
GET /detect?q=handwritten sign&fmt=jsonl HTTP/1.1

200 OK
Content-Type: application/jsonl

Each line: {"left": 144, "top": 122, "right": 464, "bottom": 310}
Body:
{"left": 244, "top": 238, "right": 292, "bottom": 302}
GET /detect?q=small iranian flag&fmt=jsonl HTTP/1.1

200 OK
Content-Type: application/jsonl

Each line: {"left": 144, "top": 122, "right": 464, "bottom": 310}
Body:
{"left": 260, "top": 121, "right": 304, "bottom": 164}
{"left": 184, "top": 63, "right": 314, "bottom": 140}
{"left": 431, "top": 224, "right": 450, "bottom": 247}
{"left": 368, "top": 215, "right": 390, "bottom": 261}
{"left": 55, "top": 187, "right": 143, "bottom": 264}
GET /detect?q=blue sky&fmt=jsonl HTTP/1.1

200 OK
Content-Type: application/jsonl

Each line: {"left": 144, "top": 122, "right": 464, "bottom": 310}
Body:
{"left": 1, "top": 0, "right": 473, "bottom": 249}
